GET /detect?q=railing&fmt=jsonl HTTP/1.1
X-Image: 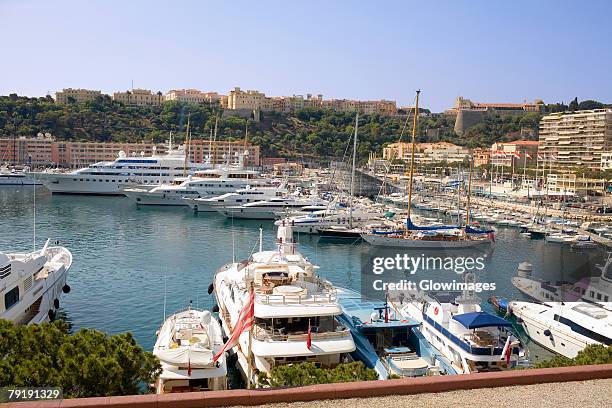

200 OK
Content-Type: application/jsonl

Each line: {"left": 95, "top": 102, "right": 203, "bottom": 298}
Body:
{"left": 255, "top": 290, "right": 337, "bottom": 305}
{"left": 251, "top": 325, "right": 351, "bottom": 342}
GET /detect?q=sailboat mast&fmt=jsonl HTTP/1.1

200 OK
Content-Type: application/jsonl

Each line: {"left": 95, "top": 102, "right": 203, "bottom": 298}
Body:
{"left": 183, "top": 115, "right": 191, "bottom": 177}
{"left": 349, "top": 113, "right": 359, "bottom": 228}
{"left": 406, "top": 90, "right": 420, "bottom": 221}
{"left": 466, "top": 155, "right": 473, "bottom": 226}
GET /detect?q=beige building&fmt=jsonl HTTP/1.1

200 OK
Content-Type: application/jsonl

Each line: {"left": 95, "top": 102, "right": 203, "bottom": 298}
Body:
{"left": 472, "top": 148, "right": 490, "bottom": 167}
{"left": 539, "top": 109, "right": 612, "bottom": 169}
{"left": 490, "top": 140, "right": 539, "bottom": 168}
{"left": 113, "top": 89, "right": 162, "bottom": 106}
{"left": 383, "top": 141, "right": 469, "bottom": 164}
{"left": 165, "top": 89, "right": 222, "bottom": 105}
{"left": 449, "top": 96, "right": 545, "bottom": 113}
{"left": 55, "top": 88, "right": 102, "bottom": 104}
{"left": 545, "top": 173, "right": 606, "bottom": 196}
{"left": 226, "top": 87, "right": 267, "bottom": 111}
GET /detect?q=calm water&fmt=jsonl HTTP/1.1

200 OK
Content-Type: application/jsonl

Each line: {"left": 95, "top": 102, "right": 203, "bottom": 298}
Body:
{"left": 1, "top": 186, "right": 606, "bottom": 362}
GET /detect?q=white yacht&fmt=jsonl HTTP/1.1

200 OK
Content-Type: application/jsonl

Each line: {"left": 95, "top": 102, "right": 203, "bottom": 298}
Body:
{"left": 184, "top": 185, "right": 287, "bottom": 212}
{"left": 390, "top": 275, "right": 524, "bottom": 374}
{"left": 0, "top": 167, "right": 41, "bottom": 186}
{"left": 275, "top": 207, "right": 384, "bottom": 234}
{"left": 216, "top": 196, "right": 327, "bottom": 220}
{"left": 0, "top": 239, "right": 72, "bottom": 324}
{"left": 512, "top": 258, "right": 612, "bottom": 309}
{"left": 510, "top": 301, "right": 611, "bottom": 358}
{"left": 32, "top": 143, "right": 211, "bottom": 195}
{"left": 213, "top": 222, "right": 356, "bottom": 385}
{"left": 124, "top": 166, "right": 270, "bottom": 206}
{"left": 153, "top": 308, "right": 227, "bottom": 393}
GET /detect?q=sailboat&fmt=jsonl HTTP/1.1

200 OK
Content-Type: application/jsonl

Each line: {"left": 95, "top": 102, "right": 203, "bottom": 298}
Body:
{"left": 361, "top": 91, "right": 493, "bottom": 248}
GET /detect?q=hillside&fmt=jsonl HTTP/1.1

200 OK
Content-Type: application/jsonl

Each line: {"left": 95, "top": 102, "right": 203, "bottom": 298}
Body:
{"left": 1, "top": 94, "right": 607, "bottom": 162}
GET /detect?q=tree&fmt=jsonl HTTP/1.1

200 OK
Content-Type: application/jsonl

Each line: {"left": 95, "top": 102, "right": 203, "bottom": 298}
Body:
{"left": 0, "top": 319, "right": 161, "bottom": 398}
{"left": 258, "top": 362, "right": 378, "bottom": 387}
{"left": 533, "top": 344, "right": 612, "bottom": 368}
{"left": 568, "top": 97, "right": 579, "bottom": 112}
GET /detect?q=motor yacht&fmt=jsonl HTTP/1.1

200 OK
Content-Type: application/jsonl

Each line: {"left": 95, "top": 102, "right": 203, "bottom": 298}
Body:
{"left": 153, "top": 308, "right": 227, "bottom": 393}
{"left": 510, "top": 301, "right": 611, "bottom": 358}
{"left": 216, "top": 196, "right": 326, "bottom": 220}
{"left": 183, "top": 185, "right": 287, "bottom": 212}
{"left": 275, "top": 207, "right": 385, "bottom": 234}
{"left": 0, "top": 239, "right": 72, "bottom": 324}
{"left": 213, "top": 222, "right": 356, "bottom": 385}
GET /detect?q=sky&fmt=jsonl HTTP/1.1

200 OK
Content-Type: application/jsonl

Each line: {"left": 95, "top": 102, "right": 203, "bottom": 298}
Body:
{"left": 1, "top": 0, "right": 611, "bottom": 112}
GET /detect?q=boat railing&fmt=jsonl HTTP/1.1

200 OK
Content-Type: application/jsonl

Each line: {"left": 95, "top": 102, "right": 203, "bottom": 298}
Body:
{"left": 251, "top": 324, "right": 351, "bottom": 342}
{"left": 255, "top": 288, "right": 337, "bottom": 305}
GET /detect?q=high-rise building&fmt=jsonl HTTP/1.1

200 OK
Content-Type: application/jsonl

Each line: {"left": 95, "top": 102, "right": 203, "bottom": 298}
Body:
{"left": 539, "top": 109, "right": 612, "bottom": 169}
{"left": 55, "top": 88, "right": 102, "bottom": 104}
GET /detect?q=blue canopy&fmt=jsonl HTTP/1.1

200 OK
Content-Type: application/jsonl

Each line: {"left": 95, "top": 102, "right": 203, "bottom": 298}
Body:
{"left": 407, "top": 218, "right": 460, "bottom": 231}
{"left": 465, "top": 225, "right": 494, "bottom": 234}
{"left": 452, "top": 312, "right": 511, "bottom": 329}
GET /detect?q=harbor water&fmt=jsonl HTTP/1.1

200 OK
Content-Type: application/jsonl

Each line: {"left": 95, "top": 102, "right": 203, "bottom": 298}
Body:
{"left": 1, "top": 186, "right": 607, "bottom": 363}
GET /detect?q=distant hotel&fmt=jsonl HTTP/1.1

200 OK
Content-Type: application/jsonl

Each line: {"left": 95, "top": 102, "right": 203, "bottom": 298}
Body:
{"left": 382, "top": 141, "right": 470, "bottom": 164}
{"left": 0, "top": 135, "right": 260, "bottom": 168}
{"left": 539, "top": 109, "right": 612, "bottom": 170}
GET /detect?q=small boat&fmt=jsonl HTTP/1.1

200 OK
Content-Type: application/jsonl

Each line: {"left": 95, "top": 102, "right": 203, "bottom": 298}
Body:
{"left": 317, "top": 225, "right": 363, "bottom": 239}
{"left": 153, "top": 308, "right": 227, "bottom": 393}
{"left": 488, "top": 296, "right": 511, "bottom": 315}
{"left": 571, "top": 240, "right": 598, "bottom": 250}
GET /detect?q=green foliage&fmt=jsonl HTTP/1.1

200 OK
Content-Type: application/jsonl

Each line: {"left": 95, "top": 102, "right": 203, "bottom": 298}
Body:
{"left": 258, "top": 362, "right": 378, "bottom": 387}
{"left": 0, "top": 319, "right": 161, "bottom": 398}
{"left": 533, "top": 344, "right": 612, "bottom": 369}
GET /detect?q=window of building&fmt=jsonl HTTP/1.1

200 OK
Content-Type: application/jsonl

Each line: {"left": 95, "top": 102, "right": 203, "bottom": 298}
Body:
{"left": 4, "top": 286, "right": 19, "bottom": 310}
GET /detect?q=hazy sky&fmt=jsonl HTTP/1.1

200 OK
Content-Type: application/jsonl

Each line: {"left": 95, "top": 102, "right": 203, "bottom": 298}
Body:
{"left": 1, "top": 0, "right": 611, "bottom": 112}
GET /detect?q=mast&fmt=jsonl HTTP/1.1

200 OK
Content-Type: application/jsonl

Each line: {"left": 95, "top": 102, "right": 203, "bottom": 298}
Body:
{"left": 349, "top": 113, "right": 359, "bottom": 228}
{"left": 183, "top": 115, "right": 191, "bottom": 176}
{"left": 466, "top": 155, "right": 473, "bottom": 226}
{"left": 406, "top": 90, "right": 420, "bottom": 223}
{"left": 212, "top": 115, "right": 219, "bottom": 167}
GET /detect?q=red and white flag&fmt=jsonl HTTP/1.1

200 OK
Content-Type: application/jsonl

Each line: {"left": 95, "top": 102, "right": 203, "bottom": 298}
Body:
{"left": 501, "top": 335, "right": 513, "bottom": 364}
{"left": 525, "top": 152, "right": 532, "bottom": 159}
{"left": 551, "top": 154, "right": 557, "bottom": 160}
{"left": 213, "top": 290, "right": 255, "bottom": 362}
{"left": 513, "top": 152, "right": 521, "bottom": 159}
{"left": 537, "top": 153, "right": 544, "bottom": 160}
{"left": 307, "top": 319, "right": 312, "bottom": 350}
{"left": 499, "top": 151, "right": 507, "bottom": 158}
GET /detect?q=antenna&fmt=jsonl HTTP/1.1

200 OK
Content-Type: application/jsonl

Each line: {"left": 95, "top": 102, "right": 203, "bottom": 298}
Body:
{"left": 32, "top": 171, "right": 36, "bottom": 252}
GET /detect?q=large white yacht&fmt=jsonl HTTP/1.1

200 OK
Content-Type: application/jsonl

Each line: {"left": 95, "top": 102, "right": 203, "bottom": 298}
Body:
{"left": 213, "top": 222, "right": 356, "bottom": 385}
{"left": 275, "top": 207, "right": 385, "bottom": 234}
{"left": 510, "top": 301, "right": 611, "bottom": 358}
{"left": 390, "top": 275, "right": 524, "bottom": 374}
{"left": 184, "top": 185, "right": 288, "bottom": 212}
{"left": 123, "top": 165, "right": 271, "bottom": 206}
{"left": 0, "top": 239, "right": 72, "bottom": 324}
{"left": 32, "top": 143, "right": 211, "bottom": 195}
{"left": 216, "top": 196, "right": 327, "bottom": 220}
{"left": 512, "top": 257, "right": 612, "bottom": 310}
{"left": 153, "top": 308, "right": 227, "bottom": 393}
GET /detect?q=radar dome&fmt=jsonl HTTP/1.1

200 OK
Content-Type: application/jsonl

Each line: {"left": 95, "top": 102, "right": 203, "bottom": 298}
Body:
{"left": 118, "top": 150, "right": 126, "bottom": 158}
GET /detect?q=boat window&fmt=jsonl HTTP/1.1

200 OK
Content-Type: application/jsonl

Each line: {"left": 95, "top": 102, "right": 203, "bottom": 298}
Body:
{"left": 4, "top": 286, "right": 19, "bottom": 310}
{"left": 596, "top": 293, "right": 602, "bottom": 300}
{"left": 558, "top": 315, "right": 611, "bottom": 345}
{"left": 590, "top": 291, "right": 595, "bottom": 298}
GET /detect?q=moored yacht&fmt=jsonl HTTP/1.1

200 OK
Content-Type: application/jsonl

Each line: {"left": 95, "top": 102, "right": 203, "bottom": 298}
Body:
{"left": 275, "top": 207, "right": 385, "bottom": 234}
{"left": 390, "top": 275, "right": 524, "bottom": 374}
{"left": 153, "top": 307, "right": 227, "bottom": 393}
{"left": 0, "top": 239, "right": 72, "bottom": 324}
{"left": 0, "top": 167, "right": 41, "bottom": 186}
{"left": 509, "top": 301, "right": 611, "bottom": 358}
{"left": 124, "top": 165, "right": 271, "bottom": 206}
{"left": 216, "top": 196, "right": 326, "bottom": 219}
{"left": 32, "top": 142, "right": 210, "bottom": 195}
{"left": 184, "top": 185, "right": 287, "bottom": 212}
{"left": 213, "top": 222, "right": 356, "bottom": 385}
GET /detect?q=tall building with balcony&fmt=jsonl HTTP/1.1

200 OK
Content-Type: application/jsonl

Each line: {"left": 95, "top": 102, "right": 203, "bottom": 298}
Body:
{"left": 113, "top": 89, "right": 162, "bottom": 106}
{"left": 539, "top": 109, "right": 612, "bottom": 169}
{"left": 55, "top": 88, "right": 102, "bottom": 104}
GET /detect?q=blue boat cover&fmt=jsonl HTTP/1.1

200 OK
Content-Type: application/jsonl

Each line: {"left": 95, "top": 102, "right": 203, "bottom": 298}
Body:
{"left": 452, "top": 312, "right": 512, "bottom": 329}
{"left": 407, "top": 218, "right": 459, "bottom": 231}
{"left": 465, "top": 225, "right": 494, "bottom": 234}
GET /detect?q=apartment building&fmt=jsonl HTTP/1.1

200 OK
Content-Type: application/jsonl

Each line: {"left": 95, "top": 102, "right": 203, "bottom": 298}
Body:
{"left": 113, "top": 89, "right": 163, "bottom": 106}
{"left": 383, "top": 141, "right": 469, "bottom": 164}
{"left": 55, "top": 88, "right": 103, "bottom": 104}
{"left": 472, "top": 148, "right": 490, "bottom": 167}
{"left": 165, "top": 89, "right": 222, "bottom": 105}
{"left": 1, "top": 136, "right": 260, "bottom": 168}
{"left": 490, "top": 140, "right": 539, "bottom": 168}
{"left": 539, "top": 109, "right": 612, "bottom": 169}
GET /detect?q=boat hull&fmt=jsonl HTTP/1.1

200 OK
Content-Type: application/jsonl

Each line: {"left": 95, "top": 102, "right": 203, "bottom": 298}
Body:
{"left": 361, "top": 233, "right": 491, "bottom": 248}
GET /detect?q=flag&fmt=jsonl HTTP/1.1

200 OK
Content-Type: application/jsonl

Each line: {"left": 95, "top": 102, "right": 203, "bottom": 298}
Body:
{"left": 307, "top": 319, "right": 312, "bottom": 350}
{"left": 213, "top": 290, "right": 255, "bottom": 362}
{"left": 499, "top": 151, "right": 507, "bottom": 158}
{"left": 537, "top": 153, "right": 544, "bottom": 160}
{"left": 513, "top": 152, "right": 521, "bottom": 159}
{"left": 551, "top": 154, "right": 557, "bottom": 160}
{"left": 525, "top": 152, "right": 532, "bottom": 159}
{"left": 501, "top": 335, "right": 513, "bottom": 364}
